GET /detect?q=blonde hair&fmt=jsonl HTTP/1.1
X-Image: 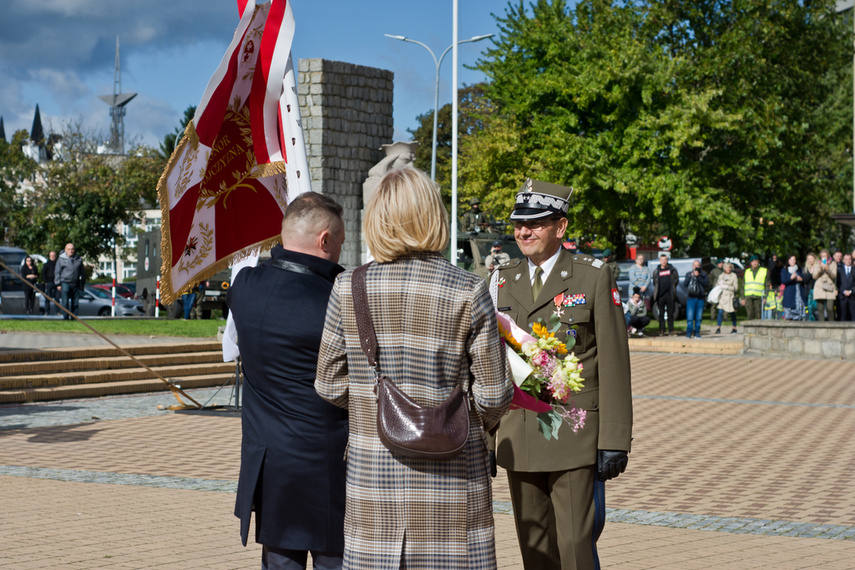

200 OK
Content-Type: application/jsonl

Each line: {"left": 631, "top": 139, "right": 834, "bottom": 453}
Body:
{"left": 363, "top": 168, "right": 449, "bottom": 263}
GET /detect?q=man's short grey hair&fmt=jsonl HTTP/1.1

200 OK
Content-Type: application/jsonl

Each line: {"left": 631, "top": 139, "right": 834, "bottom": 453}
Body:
{"left": 281, "top": 192, "right": 344, "bottom": 239}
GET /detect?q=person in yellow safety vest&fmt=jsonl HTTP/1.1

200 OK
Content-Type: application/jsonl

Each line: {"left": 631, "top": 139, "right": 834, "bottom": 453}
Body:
{"left": 741, "top": 255, "right": 769, "bottom": 321}
{"left": 762, "top": 289, "right": 780, "bottom": 320}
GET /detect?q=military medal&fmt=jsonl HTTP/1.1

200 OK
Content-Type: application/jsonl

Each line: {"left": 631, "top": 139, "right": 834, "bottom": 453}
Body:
{"left": 552, "top": 293, "right": 565, "bottom": 317}
{"left": 497, "top": 277, "right": 506, "bottom": 288}
{"left": 554, "top": 292, "right": 586, "bottom": 308}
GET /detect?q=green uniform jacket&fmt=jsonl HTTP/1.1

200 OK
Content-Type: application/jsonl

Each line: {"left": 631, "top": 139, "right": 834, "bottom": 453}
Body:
{"left": 494, "top": 248, "right": 633, "bottom": 472}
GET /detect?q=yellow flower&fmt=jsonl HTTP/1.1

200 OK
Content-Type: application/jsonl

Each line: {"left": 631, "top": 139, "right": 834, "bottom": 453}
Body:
{"left": 498, "top": 320, "right": 522, "bottom": 351}
{"left": 532, "top": 322, "right": 553, "bottom": 340}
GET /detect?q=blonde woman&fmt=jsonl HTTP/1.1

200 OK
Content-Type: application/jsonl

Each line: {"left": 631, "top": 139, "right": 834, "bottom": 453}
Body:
{"left": 715, "top": 262, "right": 739, "bottom": 334}
{"left": 315, "top": 167, "right": 513, "bottom": 569}
{"left": 811, "top": 249, "right": 837, "bottom": 321}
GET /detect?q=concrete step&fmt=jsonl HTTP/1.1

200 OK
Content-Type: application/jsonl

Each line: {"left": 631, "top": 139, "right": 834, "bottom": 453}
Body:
{"left": 0, "top": 341, "right": 222, "bottom": 364}
{"left": 628, "top": 336, "right": 743, "bottom": 356}
{"left": 0, "top": 372, "right": 235, "bottom": 404}
{"left": 0, "top": 361, "right": 235, "bottom": 390}
{"left": 0, "top": 351, "right": 226, "bottom": 376}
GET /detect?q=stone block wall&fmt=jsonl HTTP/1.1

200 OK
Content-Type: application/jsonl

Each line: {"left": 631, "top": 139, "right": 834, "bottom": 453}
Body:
{"left": 743, "top": 320, "right": 855, "bottom": 360}
{"left": 297, "top": 58, "right": 394, "bottom": 268}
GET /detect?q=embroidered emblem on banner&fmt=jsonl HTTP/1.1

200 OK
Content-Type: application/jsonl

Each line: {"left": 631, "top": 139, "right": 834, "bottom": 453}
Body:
{"left": 612, "top": 288, "right": 621, "bottom": 306}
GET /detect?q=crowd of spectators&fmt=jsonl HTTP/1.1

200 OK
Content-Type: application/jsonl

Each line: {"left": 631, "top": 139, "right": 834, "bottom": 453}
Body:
{"left": 623, "top": 246, "right": 855, "bottom": 337}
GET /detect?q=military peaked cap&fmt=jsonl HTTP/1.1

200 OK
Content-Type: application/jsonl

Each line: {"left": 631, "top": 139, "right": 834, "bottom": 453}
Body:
{"left": 509, "top": 178, "right": 574, "bottom": 221}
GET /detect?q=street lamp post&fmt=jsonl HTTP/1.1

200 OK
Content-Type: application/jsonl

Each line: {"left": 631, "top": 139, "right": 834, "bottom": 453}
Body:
{"left": 384, "top": 33, "right": 493, "bottom": 183}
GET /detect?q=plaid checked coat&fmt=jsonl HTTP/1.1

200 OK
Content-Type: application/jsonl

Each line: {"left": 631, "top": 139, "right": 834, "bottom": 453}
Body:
{"left": 316, "top": 253, "right": 513, "bottom": 569}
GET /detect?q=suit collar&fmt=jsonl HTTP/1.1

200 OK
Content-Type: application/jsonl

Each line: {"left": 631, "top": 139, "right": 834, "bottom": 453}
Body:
{"left": 271, "top": 246, "right": 344, "bottom": 283}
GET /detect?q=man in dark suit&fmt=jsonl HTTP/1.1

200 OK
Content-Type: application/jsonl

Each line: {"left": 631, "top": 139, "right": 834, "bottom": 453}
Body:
{"left": 228, "top": 192, "right": 347, "bottom": 570}
{"left": 490, "top": 179, "right": 633, "bottom": 569}
{"left": 838, "top": 253, "right": 855, "bottom": 321}
{"left": 41, "top": 251, "right": 58, "bottom": 315}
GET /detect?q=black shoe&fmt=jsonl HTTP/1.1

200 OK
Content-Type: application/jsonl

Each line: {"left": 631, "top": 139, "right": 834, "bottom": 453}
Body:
{"left": 715, "top": 327, "right": 721, "bottom": 334}
{"left": 731, "top": 328, "right": 738, "bottom": 334}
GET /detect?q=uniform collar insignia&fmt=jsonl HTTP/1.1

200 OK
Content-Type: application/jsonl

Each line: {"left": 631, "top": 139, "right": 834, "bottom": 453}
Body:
{"left": 560, "top": 270, "right": 568, "bottom": 278}
{"left": 515, "top": 273, "right": 521, "bottom": 281}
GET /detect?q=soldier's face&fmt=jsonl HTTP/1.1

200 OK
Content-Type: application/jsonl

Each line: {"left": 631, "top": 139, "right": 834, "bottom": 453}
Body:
{"left": 514, "top": 217, "right": 567, "bottom": 265}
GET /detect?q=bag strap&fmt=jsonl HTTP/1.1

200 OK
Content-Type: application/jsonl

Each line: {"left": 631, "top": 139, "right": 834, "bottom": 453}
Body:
{"left": 351, "top": 263, "right": 379, "bottom": 372}
{"left": 351, "top": 262, "right": 474, "bottom": 405}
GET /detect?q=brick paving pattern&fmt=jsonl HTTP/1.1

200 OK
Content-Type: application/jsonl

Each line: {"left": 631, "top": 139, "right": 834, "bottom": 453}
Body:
{"left": 2, "top": 345, "right": 855, "bottom": 568}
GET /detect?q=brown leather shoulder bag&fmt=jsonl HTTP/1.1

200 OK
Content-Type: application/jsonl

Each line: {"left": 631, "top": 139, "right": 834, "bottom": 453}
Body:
{"left": 351, "top": 263, "right": 469, "bottom": 460}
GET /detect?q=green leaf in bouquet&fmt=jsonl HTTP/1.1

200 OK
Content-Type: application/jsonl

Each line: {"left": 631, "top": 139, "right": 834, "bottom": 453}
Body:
{"left": 546, "top": 312, "right": 562, "bottom": 333}
{"left": 521, "top": 376, "right": 541, "bottom": 397}
{"left": 536, "top": 409, "right": 563, "bottom": 440}
{"left": 564, "top": 326, "right": 577, "bottom": 350}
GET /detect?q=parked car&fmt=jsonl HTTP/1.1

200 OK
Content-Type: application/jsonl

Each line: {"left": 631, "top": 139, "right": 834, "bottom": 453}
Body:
{"left": 91, "top": 283, "right": 136, "bottom": 299}
{"left": 77, "top": 286, "right": 145, "bottom": 317}
{"left": 1, "top": 246, "right": 33, "bottom": 314}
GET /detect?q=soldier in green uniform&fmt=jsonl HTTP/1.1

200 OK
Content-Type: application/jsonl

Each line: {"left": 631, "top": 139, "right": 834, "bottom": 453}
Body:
{"left": 462, "top": 197, "right": 495, "bottom": 233}
{"left": 489, "top": 178, "right": 633, "bottom": 569}
{"left": 602, "top": 248, "right": 621, "bottom": 283}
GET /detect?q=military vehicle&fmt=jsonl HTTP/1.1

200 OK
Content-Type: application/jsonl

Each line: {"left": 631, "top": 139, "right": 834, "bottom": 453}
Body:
{"left": 454, "top": 221, "right": 522, "bottom": 280}
{"left": 136, "top": 229, "right": 230, "bottom": 319}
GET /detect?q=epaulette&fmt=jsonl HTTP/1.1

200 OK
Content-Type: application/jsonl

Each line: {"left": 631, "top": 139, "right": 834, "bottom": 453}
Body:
{"left": 498, "top": 258, "right": 523, "bottom": 270}
{"left": 572, "top": 255, "right": 604, "bottom": 270}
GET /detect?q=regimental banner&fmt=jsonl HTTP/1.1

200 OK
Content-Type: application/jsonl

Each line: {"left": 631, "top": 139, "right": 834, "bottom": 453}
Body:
{"left": 156, "top": 0, "right": 309, "bottom": 305}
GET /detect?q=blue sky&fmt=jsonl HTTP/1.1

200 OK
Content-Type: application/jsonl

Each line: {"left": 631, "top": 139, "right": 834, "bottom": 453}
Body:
{"left": 0, "top": 1, "right": 537, "bottom": 149}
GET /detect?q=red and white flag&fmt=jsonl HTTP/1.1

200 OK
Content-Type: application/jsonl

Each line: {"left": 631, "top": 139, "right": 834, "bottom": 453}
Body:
{"left": 156, "top": 0, "right": 310, "bottom": 304}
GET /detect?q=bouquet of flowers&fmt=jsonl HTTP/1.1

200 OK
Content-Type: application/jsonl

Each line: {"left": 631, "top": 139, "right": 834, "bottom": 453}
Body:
{"left": 497, "top": 309, "right": 586, "bottom": 440}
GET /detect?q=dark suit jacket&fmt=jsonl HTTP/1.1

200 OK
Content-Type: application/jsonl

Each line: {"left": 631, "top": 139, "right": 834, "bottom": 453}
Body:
{"left": 839, "top": 264, "right": 855, "bottom": 297}
{"left": 228, "top": 246, "right": 347, "bottom": 552}
{"left": 494, "top": 248, "right": 633, "bottom": 472}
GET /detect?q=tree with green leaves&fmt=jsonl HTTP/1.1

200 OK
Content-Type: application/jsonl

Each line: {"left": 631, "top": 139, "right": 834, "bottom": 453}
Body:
{"left": 408, "top": 84, "right": 493, "bottom": 204}
{"left": 6, "top": 121, "right": 163, "bottom": 265}
{"left": 0, "top": 130, "right": 39, "bottom": 244}
{"left": 464, "top": 0, "right": 852, "bottom": 258}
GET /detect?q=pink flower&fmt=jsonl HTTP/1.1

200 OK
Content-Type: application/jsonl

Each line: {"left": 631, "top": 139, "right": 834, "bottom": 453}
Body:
{"left": 533, "top": 351, "right": 551, "bottom": 367}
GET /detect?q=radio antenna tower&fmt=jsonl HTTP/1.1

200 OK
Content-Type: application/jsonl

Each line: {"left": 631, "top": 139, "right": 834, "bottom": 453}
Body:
{"left": 98, "top": 36, "right": 137, "bottom": 154}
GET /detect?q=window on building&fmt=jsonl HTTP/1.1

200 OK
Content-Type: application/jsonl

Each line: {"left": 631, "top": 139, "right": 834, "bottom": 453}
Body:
{"left": 99, "top": 261, "right": 115, "bottom": 278}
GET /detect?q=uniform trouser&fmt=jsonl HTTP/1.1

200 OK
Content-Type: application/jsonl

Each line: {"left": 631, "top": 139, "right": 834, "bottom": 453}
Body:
{"left": 745, "top": 296, "right": 763, "bottom": 320}
{"left": 656, "top": 293, "right": 675, "bottom": 332}
{"left": 815, "top": 299, "right": 835, "bottom": 321}
{"left": 507, "top": 466, "right": 605, "bottom": 570}
{"left": 261, "top": 545, "right": 342, "bottom": 570}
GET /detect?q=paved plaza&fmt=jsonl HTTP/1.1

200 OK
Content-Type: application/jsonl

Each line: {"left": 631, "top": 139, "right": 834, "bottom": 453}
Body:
{"left": 2, "top": 336, "right": 855, "bottom": 568}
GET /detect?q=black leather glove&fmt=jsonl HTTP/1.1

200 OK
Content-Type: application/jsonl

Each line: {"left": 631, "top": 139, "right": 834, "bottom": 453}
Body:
{"left": 597, "top": 450, "right": 628, "bottom": 481}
